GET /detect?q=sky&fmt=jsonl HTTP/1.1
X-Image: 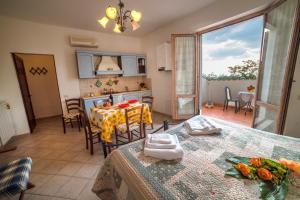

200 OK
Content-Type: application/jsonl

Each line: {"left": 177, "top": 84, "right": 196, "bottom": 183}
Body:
{"left": 202, "top": 16, "right": 263, "bottom": 75}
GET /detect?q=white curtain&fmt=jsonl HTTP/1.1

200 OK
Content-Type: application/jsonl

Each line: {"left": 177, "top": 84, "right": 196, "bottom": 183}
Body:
{"left": 175, "top": 37, "right": 196, "bottom": 95}
{"left": 175, "top": 36, "right": 196, "bottom": 115}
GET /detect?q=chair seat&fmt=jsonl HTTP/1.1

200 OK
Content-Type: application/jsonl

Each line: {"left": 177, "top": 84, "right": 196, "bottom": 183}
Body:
{"left": 63, "top": 112, "right": 79, "bottom": 120}
{"left": 0, "top": 157, "right": 32, "bottom": 197}
{"left": 117, "top": 122, "right": 140, "bottom": 133}
{"left": 90, "top": 124, "right": 102, "bottom": 133}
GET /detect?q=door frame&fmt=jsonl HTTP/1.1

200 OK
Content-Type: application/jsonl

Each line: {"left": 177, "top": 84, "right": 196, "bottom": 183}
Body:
{"left": 171, "top": 34, "right": 200, "bottom": 120}
{"left": 252, "top": 0, "right": 300, "bottom": 134}
{"left": 11, "top": 52, "right": 63, "bottom": 133}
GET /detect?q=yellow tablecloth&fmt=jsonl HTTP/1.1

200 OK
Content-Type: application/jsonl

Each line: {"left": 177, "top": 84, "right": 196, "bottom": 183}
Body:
{"left": 90, "top": 103, "right": 152, "bottom": 143}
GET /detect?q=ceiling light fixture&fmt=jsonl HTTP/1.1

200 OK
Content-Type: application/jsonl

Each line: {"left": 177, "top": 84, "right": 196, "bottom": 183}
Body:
{"left": 98, "top": 0, "right": 142, "bottom": 33}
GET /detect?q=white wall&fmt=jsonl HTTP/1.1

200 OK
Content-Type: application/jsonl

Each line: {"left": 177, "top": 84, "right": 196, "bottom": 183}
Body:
{"left": 284, "top": 49, "right": 300, "bottom": 138}
{"left": 0, "top": 16, "right": 143, "bottom": 135}
{"left": 201, "top": 80, "right": 257, "bottom": 105}
{"left": 142, "top": 0, "right": 273, "bottom": 115}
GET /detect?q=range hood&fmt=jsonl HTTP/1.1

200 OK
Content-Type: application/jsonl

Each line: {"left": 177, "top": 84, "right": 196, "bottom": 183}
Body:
{"left": 96, "top": 56, "right": 123, "bottom": 75}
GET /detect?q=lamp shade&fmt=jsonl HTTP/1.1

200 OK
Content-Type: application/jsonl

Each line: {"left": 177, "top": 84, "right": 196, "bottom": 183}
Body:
{"left": 106, "top": 6, "right": 117, "bottom": 19}
{"left": 131, "top": 21, "right": 140, "bottom": 31}
{"left": 113, "top": 24, "right": 121, "bottom": 33}
{"left": 98, "top": 16, "right": 109, "bottom": 28}
{"left": 131, "top": 10, "right": 142, "bottom": 22}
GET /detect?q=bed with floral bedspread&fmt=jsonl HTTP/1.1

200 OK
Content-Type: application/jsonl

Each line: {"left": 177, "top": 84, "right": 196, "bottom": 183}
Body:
{"left": 92, "top": 115, "right": 300, "bottom": 200}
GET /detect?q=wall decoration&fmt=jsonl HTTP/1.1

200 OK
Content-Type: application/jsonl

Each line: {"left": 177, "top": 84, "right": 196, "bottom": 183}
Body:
{"left": 29, "top": 67, "right": 48, "bottom": 75}
{"left": 106, "top": 79, "right": 114, "bottom": 87}
{"left": 95, "top": 79, "right": 102, "bottom": 88}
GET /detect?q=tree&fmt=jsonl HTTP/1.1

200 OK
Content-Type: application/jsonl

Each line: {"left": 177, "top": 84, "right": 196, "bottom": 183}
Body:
{"left": 227, "top": 60, "right": 258, "bottom": 80}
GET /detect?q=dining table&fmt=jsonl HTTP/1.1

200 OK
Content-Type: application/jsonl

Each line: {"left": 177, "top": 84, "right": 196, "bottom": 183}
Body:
{"left": 238, "top": 91, "right": 255, "bottom": 112}
{"left": 90, "top": 101, "right": 152, "bottom": 143}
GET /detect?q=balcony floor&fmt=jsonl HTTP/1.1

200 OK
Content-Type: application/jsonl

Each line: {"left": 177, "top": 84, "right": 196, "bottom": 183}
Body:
{"left": 202, "top": 105, "right": 253, "bottom": 127}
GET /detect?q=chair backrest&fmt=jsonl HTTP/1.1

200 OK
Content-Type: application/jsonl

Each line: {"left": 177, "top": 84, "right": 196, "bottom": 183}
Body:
{"left": 79, "top": 108, "right": 92, "bottom": 134}
{"left": 93, "top": 98, "right": 110, "bottom": 107}
{"left": 124, "top": 104, "right": 144, "bottom": 131}
{"left": 225, "top": 87, "right": 232, "bottom": 100}
{"left": 142, "top": 96, "right": 154, "bottom": 111}
{"left": 65, "top": 98, "right": 81, "bottom": 113}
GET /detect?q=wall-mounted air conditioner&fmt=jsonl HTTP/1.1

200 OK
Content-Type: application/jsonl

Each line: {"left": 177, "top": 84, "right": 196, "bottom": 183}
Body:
{"left": 70, "top": 36, "right": 98, "bottom": 48}
{"left": 157, "top": 42, "right": 171, "bottom": 71}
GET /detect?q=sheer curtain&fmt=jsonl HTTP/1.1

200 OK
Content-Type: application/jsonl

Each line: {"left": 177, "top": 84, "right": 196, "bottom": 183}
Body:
{"left": 254, "top": 0, "right": 297, "bottom": 133}
{"left": 175, "top": 36, "right": 196, "bottom": 115}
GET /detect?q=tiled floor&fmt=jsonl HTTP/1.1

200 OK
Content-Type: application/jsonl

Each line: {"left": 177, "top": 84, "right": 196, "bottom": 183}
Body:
{"left": 0, "top": 112, "right": 172, "bottom": 200}
{"left": 202, "top": 105, "right": 253, "bottom": 127}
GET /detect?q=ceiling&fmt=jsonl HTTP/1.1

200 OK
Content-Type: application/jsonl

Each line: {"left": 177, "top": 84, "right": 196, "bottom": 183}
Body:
{"left": 0, "top": 0, "right": 217, "bottom": 37}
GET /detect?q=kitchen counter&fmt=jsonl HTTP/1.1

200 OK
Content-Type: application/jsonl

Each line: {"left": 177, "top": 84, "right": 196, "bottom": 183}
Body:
{"left": 81, "top": 89, "right": 151, "bottom": 100}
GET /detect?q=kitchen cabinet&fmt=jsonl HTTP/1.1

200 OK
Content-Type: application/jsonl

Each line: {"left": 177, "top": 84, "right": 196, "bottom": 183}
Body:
{"left": 157, "top": 42, "right": 171, "bottom": 71}
{"left": 137, "top": 55, "right": 147, "bottom": 76}
{"left": 122, "top": 93, "right": 140, "bottom": 101}
{"left": 76, "top": 50, "right": 147, "bottom": 78}
{"left": 121, "top": 56, "right": 138, "bottom": 77}
{"left": 76, "top": 52, "right": 95, "bottom": 78}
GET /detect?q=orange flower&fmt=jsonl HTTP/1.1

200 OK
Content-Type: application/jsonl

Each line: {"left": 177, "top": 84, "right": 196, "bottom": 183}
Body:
{"left": 279, "top": 158, "right": 300, "bottom": 175}
{"left": 250, "top": 157, "right": 262, "bottom": 168}
{"left": 257, "top": 168, "right": 273, "bottom": 181}
{"left": 236, "top": 163, "right": 251, "bottom": 177}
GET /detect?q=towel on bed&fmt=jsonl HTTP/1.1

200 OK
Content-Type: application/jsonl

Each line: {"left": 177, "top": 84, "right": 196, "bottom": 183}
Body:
{"left": 145, "top": 134, "right": 177, "bottom": 149}
{"left": 184, "top": 118, "right": 221, "bottom": 135}
{"left": 150, "top": 134, "right": 173, "bottom": 144}
{"left": 144, "top": 134, "right": 183, "bottom": 160}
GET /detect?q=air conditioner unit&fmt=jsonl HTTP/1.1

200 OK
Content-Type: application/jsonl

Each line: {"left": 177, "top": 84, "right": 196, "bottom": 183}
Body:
{"left": 70, "top": 36, "right": 98, "bottom": 48}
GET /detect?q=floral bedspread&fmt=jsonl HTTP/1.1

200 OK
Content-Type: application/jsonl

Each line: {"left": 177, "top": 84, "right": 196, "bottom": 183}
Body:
{"left": 92, "top": 115, "right": 300, "bottom": 200}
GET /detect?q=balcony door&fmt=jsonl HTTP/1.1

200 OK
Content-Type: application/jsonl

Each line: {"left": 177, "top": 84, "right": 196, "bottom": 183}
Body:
{"left": 171, "top": 34, "right": 200, "bottom": 120}
{"left": 253, "top": 0, "right": 300, "bottom": 133}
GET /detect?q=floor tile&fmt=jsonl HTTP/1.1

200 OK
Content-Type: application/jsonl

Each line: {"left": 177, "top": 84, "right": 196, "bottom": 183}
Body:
{"left": 56, "top": 177, "right": 89, "bottom": 199}
{"left": 34, "top": 175, "right": 71, "bottom": 196}
{"left": 57, "top": 162, "right": 84, "bottom": 176}
{"left": 74, "top": 164, "right": 99, "bottom": 179}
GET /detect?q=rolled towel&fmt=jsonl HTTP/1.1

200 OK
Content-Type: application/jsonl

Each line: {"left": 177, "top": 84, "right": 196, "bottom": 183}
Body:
{"left": 186, "top": 127, "right": 222, "bottom": 135}
{"left": 144, "top": 135, "right": 183, "bottom": 160}
{"left": 150, "top": 134, "right": 172, "bottom": 144}
{"left": 146, "top": 134, "right": 177, "bottom": 149}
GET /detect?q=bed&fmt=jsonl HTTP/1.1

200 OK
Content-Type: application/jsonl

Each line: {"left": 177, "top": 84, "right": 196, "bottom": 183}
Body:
{"left": 92, "top": 115, "right": 300, "bottom": 200}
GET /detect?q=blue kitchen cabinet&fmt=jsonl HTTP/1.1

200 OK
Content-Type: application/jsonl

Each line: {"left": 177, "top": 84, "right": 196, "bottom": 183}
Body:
{"left": 122, "top": 93, "right": 140, "bottom": 101}
{"left": 121, "top": 55, "right": 138, "bottom": 77}
{"left": 76, "top": 52, "right": 95, "bottom": 78}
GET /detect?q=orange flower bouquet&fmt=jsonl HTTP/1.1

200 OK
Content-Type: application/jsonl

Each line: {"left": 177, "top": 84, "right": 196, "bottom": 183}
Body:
{"left": 225, "top": 156, "right": 299, "bottom": 200}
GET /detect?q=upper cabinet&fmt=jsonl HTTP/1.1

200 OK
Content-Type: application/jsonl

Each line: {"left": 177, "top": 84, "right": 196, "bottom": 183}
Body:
{"left": 76, "top": 52, "right": 95, "bottom": 78}
{"left": 157, "top": 42, "right": 171, "bottom": 71}
{"left": 76, "top": 50, "right": 147, "bottom": 78}
{"left": 122, "top": 55, "right": 138, "bottom": 77}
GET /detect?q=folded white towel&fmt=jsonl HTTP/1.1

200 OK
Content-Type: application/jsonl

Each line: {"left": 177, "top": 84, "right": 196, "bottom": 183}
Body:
{"left": 150, "top": 134, "right": 172, "bottom": 144}
{"left": 184, "top": 118, "right": 222, "bottom": 135}
{"left": 146, "top": 134, "right": 177, "bottom": 149}
{"left": 144, "top": 135, "right": 183, "bottom": 160}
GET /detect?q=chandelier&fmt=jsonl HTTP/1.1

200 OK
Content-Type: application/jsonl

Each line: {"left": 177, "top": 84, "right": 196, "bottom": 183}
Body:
{"left": 98, "top": 0, "right": 142, "bottom": 33}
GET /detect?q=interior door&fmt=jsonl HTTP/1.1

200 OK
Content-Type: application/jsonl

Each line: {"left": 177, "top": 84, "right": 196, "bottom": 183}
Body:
{"left": 171, "top": 34, "right": 199, "bottom": 120}
{"left": 253, "top": 0, "right": 299, "bottom": 133}
{"left": 13, "top": 54, "right": 36, "bottom": 132}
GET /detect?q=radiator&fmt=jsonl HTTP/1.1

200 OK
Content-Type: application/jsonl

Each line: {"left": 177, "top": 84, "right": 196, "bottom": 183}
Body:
{"left": 0, "top": 101, "right": 16, "bottom": 146}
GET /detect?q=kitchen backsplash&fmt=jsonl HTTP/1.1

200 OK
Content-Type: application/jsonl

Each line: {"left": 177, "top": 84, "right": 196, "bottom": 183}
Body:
{"left": 79, "top": 76, "right": 151, "bottom": 97}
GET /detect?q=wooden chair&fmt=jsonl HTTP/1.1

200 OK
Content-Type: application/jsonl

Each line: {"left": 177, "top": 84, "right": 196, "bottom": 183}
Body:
{"left": 117, "top": 105, "right": 144, "bottom": 142}
{"left": 142, "top": 96, "right": 154, "bottom": 129}
{"left": 223, "top": 87, "right": 240, "bottom": 113}
{"left": 62, "top": 98, "right": 82, "bottom": 133}
{"left": 79, "top": 109, "right": 102, "bottom": 155}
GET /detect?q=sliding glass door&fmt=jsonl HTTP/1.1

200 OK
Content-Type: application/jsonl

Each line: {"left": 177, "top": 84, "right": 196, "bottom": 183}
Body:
{"left": 253, "top": 0, "right": 299, "bottom": 133}
{"left": 171, "top": 34, "right": 199, "bottom": 119}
